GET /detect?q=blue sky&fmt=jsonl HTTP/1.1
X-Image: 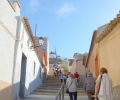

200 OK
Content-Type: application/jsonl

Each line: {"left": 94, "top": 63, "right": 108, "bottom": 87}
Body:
{"left": 19, "top": 0, "right": 120, "bottom": 59}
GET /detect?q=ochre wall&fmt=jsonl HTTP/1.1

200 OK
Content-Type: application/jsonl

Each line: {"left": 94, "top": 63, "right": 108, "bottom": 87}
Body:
{"left": 0, "top": 80, "right": 12, "bottom": 100}
{"left": 98, "top": 23, "right": 120, "bottom": 86}
{"left": 76, "top": 60, "right": 85, "bottom": 75}
{"left": 87, "top": 43, "right": 100, "bottom": 78}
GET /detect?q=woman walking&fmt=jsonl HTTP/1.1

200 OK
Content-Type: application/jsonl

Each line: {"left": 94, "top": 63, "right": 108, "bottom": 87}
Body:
{"left": 63, "top": 74, "right": 67, "bottom": 84}
{"left": 66, "top": 74, "right": 78, "bottom": 100}
{"left": 84, "top": 72, "right": 95, "bottom": 100}
{"left": 59, "top": 74, "right": 63, "bottom": 83}
{"left": 95, "top": 68, "right": 114, "bottom": 100}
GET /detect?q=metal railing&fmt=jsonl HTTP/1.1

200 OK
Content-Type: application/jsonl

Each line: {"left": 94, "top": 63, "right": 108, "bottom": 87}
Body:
{"left": 55, "top": 81, "right": 65, "bottom": 100}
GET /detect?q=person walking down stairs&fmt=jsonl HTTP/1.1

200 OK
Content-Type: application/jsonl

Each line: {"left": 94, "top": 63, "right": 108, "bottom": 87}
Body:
{"left": 59, "top": 73, "right": 63, "bottom": 83}
{"left": 74, "top": 72, "right": 80, "bottom": 83}
{"left": 63, "top": 74, "right": 67, "bottom": 84}
{"left": 84, "top": 72, "right": 95, "bottom": 100}
{"left": 66, "top": 74, "right": 78, "bottom": 100}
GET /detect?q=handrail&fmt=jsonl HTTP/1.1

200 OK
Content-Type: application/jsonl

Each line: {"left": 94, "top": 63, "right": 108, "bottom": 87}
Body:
{"left": 55, "top": 81, "right": 64, "bottom": 100}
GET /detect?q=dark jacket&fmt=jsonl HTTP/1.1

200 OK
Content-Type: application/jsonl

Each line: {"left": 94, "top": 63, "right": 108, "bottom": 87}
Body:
{"left": 84, "top": 72, "right": 95, "bottom": 91}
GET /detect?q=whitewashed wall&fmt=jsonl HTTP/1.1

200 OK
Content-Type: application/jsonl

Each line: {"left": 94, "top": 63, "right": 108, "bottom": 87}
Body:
{"left": 0, "top": 1, "right": 42, "bottom": 100}
{"left": 49, "top": 53, "right": 56, "bottom": 58}
{"left": 0, "top": 1, "right": 21, "bottom": 100}
{"left": 11, "top": 17, "right": 42, "bottom": 100}
{"left": 0, "top": 0, "right": 20, "bottom": 85}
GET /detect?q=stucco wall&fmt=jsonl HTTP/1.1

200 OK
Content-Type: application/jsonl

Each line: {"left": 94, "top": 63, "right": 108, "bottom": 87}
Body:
{"left": 17, "top": 20, "right": 42, "bottom": 97}
{"left": 87, "top": 43, "right": 99, "bottom": 78}
{"left": 0, "top": 0, "right": 20, "bottom": 84}
{"left": 8, "top": 17, "right": 43, "bottom": 100}
{"left": 76, "top": 60, "right": 85, "bottom": 75}
{"left": 0, "top": 80, "right": 12, "bottom": 100}
{"left": 0, "top": 1, "right": 20, "bottom": 100}
{"left": 98, "top": 23, "right": 120, "bottom": 87}
{"left": 76, "top": 60, "right": 86, "bottom": 85}
{"left": 70, "top": 63, "right": 76, "bottom": 74}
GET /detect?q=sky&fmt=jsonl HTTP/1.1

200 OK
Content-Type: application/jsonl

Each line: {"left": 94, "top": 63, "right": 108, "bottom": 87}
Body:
{"left": 19, "top": 0, "right": 120, "bottom": 59}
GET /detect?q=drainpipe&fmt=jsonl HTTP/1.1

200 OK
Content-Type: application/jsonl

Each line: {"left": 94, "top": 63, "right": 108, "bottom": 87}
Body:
{"left": 11, "top": 16, "right": 23, "bottom": 100}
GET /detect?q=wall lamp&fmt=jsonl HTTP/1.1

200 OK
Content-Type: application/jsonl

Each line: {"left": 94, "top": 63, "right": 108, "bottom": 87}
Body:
{"left": 30, "top": 37, "right": 44, "bottom": 49}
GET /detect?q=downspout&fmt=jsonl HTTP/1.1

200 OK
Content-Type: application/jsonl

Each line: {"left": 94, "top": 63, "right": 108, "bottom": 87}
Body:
{"left": 11, "top": 16, "right": 23, "bottom": 100}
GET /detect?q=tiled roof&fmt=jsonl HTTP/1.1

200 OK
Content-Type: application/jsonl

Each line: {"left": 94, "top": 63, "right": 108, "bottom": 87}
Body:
{"left": 38, "top": 50, "right": 47, "bottom": 66}
{"left": 23, "top": 17, "right": 43, "bottom": 67}
{"left": 96, "top": 13, "right": 120, "bottom": 43}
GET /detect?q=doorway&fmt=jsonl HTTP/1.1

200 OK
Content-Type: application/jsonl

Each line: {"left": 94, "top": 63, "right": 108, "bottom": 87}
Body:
{"left": 19, "top": 53, "right": 27, "bottom": 98}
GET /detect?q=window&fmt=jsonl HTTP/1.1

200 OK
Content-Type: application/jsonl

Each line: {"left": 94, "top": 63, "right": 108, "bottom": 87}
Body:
{"left": 39, "top": 67, "right": 41, "bottom": 79}
{"left": 33, "top": 62, "right": 36, "bottom": 76}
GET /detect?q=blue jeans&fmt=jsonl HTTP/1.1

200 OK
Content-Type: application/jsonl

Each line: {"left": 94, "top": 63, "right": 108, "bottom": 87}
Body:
{"left": 69, "top": 92, "right": 77, "bottom": 100}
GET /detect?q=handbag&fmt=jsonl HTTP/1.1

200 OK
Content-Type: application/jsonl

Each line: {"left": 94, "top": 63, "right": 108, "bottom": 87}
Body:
{"left": 96, "top": 75, "right": 102, "bottom": 100}
{"left": 66, "top": 88, "right": 69, "bottom": 94}
{"left": 66, "top": 79, "right": 74, "bottom": 94}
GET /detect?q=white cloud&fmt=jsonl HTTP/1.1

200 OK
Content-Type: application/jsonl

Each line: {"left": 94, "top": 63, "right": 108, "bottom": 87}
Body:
{"left": 56, "top": 3, "right": 76, "bottom": 17}
{"left": 27, "top": 0, "right": 40, "bottom": 14}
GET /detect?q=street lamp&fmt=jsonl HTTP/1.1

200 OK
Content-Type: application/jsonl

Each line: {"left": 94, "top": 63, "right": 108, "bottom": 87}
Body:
{"left": 30, "top": 37, "right": 44, "bottom": 49}
{"left": 38, "top": 37, "right": 44, "bottom": 46}
{"left": 30, "top": 23, "right": 44, "bottom": 49}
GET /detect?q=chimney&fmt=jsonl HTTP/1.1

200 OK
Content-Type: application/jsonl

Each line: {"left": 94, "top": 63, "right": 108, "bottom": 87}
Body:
{"left": 13, "top": 0, "right": 21, "bottom": 13}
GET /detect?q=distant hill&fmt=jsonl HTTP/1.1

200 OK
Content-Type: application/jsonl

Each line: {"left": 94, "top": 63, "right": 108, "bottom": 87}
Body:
{"left": 49, "top": 58, "right": 63, "bottom": 64}
{"left": 49, "top": 57, "right": 69, "bottom": 74}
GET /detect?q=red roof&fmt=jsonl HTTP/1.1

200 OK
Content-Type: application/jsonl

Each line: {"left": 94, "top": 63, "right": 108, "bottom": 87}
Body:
{"left": 38, "top": 50, "right": 47, "bottom": 66}
{"left": 39, "top": 50, "right": 44, "bottom": 62}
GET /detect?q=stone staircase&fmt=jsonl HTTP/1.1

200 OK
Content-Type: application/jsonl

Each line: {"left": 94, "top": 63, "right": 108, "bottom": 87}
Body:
{"left": 31, "top": 74, "right": 87, "bottom": 96}
{"left": 24, "top": 68, "right": 88, "bottom": 100}
{"left": 32, "top": 84, "right": 86, "bottom": 96}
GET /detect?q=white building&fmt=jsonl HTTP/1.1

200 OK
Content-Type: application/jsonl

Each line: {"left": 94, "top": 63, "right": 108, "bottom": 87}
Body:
{"left": 49, "top": 51, "right": 56, "bottom": 58}
{"left": 0, "top": 1, "right": 21, "bottom": 100}
{"left": 69, "top": 53, "right": 86, "bottom": 85}
{"left": 16, "top": 17, "right": 43, "bottom": 99}
{"left": 0, "top": 1, "right": 43, "bottom": 100}
{"left": 57, "top": 55, "right": 62, "bottom": 59}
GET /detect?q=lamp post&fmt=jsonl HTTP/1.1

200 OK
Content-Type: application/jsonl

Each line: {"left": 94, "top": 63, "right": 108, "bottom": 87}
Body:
{"left": 30, "top": 23, "right": 44, "bottom": 49}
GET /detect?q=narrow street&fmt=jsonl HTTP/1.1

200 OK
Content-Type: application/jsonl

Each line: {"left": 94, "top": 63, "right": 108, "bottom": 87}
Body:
{"left": 1, "top": 1, "right": 120, "bottom": 100}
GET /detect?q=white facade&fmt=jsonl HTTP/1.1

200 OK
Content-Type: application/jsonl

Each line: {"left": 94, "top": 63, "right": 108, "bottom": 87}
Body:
{"left": 0, "top": 0, "right": 20, "bottom": 84}
{"left": 14, "top": 17, "right": 43, "bottom": 99}
{"left": 49, "top": 52, "right": 56, "bottom": 58}
{"left": 0, "top": 1, "right": 43, "bottom": 100}
{"left": 0, "top": 1, "right": 21, "bottom": 100}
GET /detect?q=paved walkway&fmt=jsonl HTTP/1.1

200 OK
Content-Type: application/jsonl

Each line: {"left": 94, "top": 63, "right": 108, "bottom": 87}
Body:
{"left": 23, "top": 94, "right": 88, "bottom": 100}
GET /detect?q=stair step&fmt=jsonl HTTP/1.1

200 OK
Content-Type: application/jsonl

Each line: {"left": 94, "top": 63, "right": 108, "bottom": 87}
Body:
{"left": 32, "top": 92, "right": 86, "bottom": 96}
{"left": 35, "top": 90, "right": 84, "bottom": 93}
{"left": 42, "top": 84, "right": 62, "bottom": 87}
{"left": 38, "top": 87, "right": 84, "bottom": 90}
{"left": 32, "top": 74, "right": 85, "bottom": 98}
